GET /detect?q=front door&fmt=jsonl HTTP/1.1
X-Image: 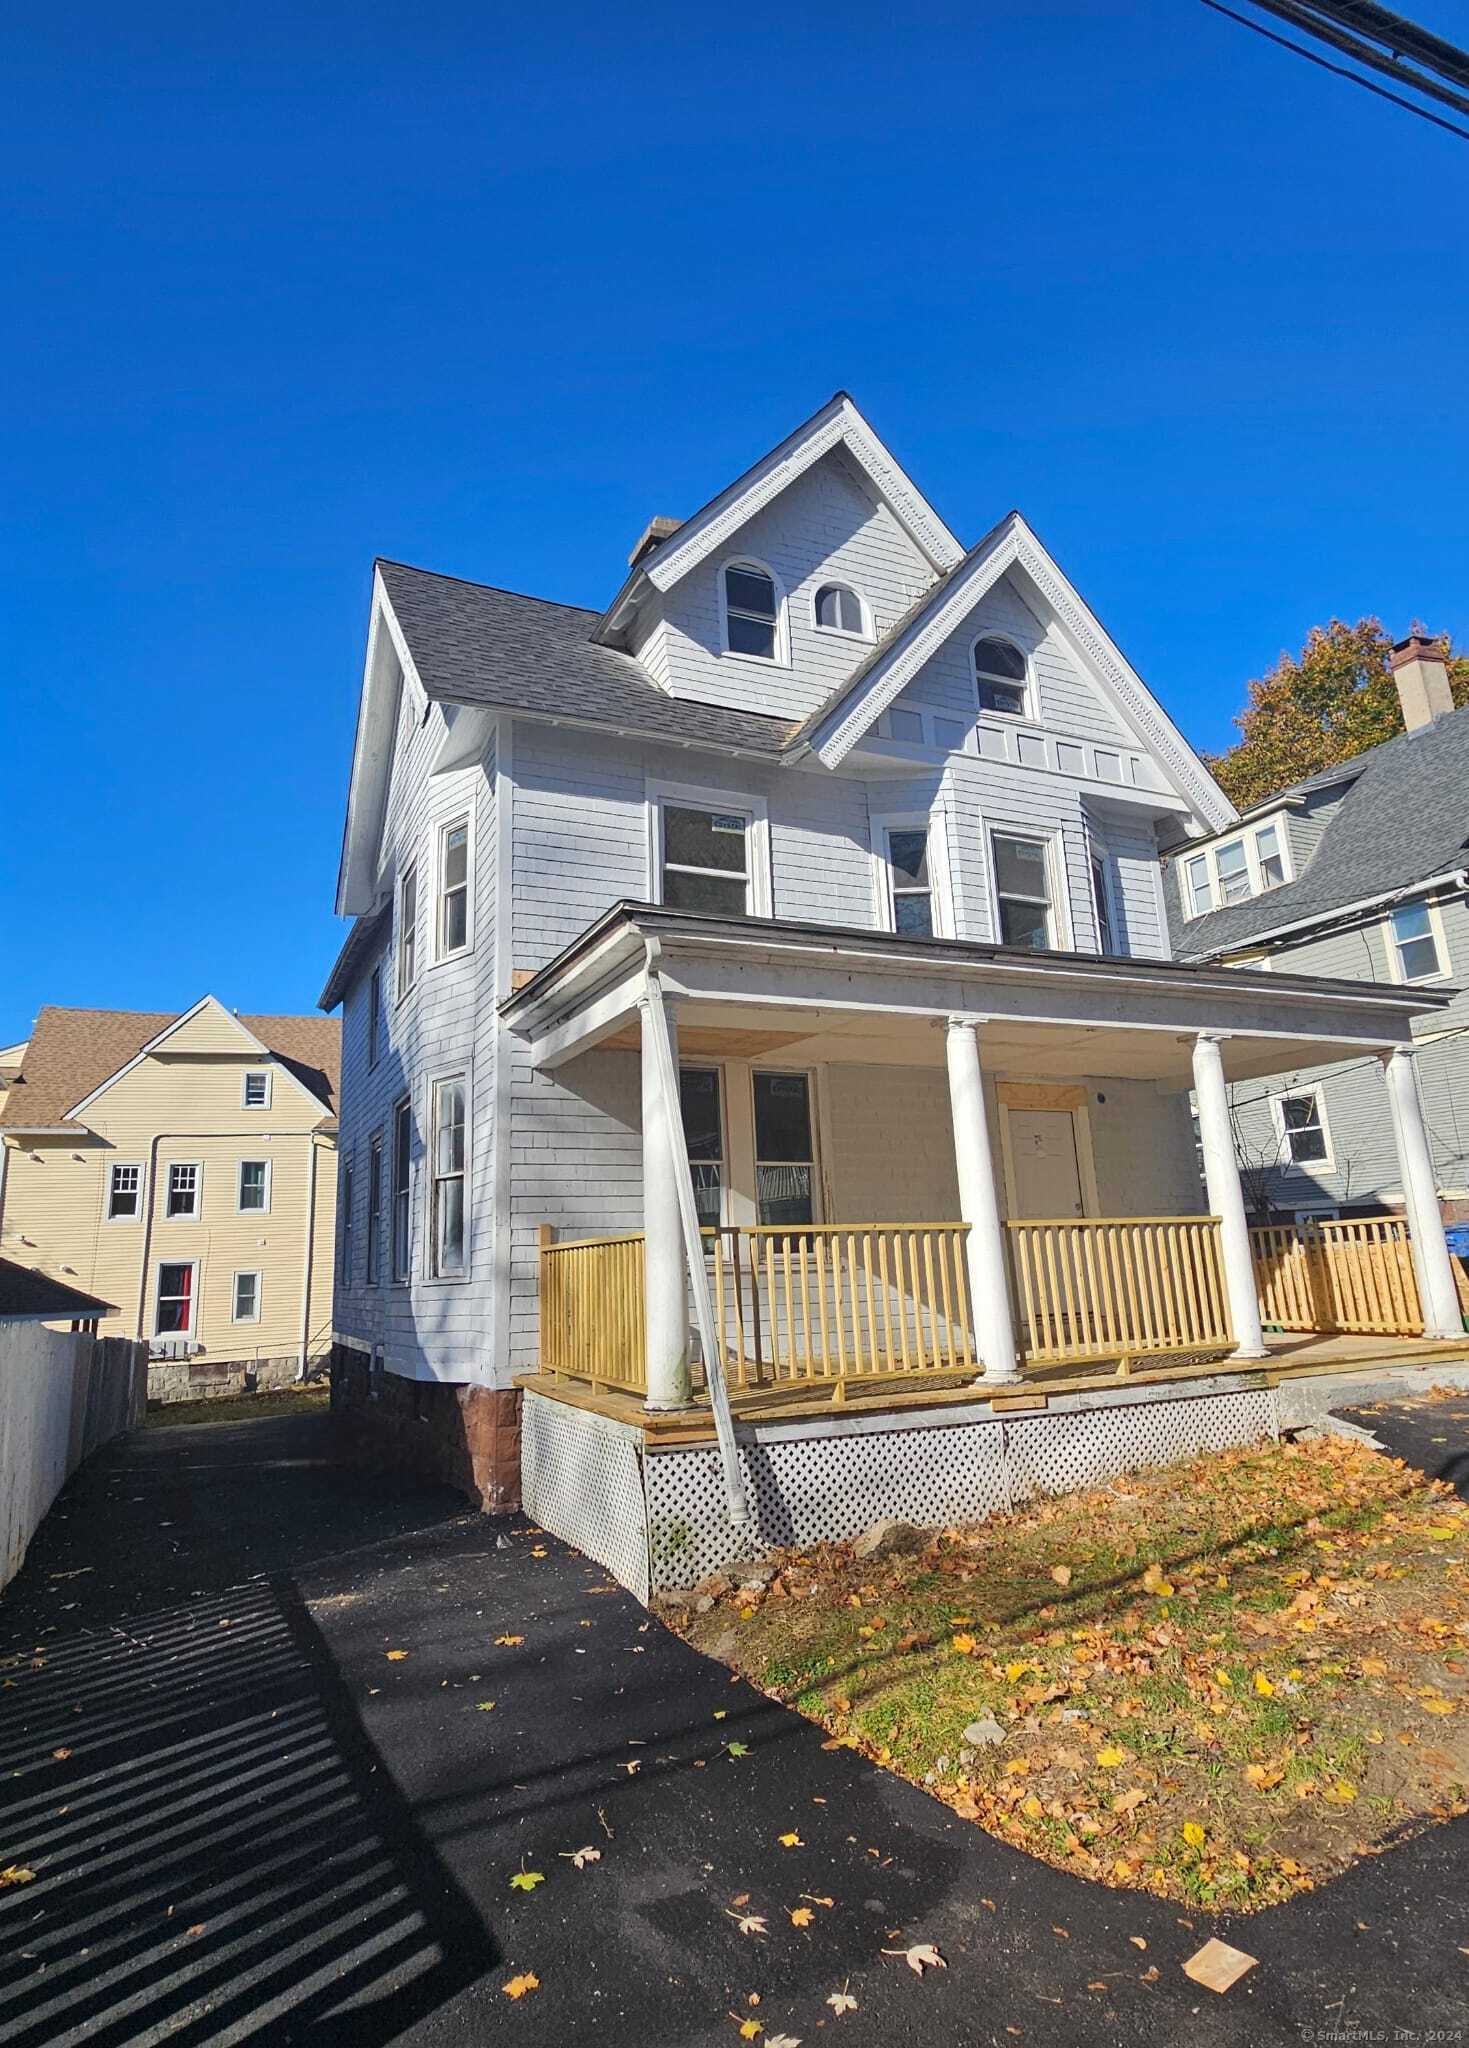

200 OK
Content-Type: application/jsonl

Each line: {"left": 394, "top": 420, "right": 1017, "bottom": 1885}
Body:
{"left": 1008, "top": 1108, "right": 1085, "bottom": 1219}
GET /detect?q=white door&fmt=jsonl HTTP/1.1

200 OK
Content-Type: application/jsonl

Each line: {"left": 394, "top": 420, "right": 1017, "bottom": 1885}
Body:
{"left": 1008, "top": 1108, "right": 1085, "bottom": 1219}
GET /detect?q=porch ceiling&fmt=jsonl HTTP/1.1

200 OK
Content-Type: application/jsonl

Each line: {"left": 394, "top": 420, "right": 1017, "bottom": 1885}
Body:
{"left": 503, "top": 903, "right": 1449, "bottom": 1091}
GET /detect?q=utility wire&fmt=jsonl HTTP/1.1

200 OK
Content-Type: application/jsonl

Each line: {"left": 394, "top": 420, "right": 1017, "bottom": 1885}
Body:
{"left": 1199, "top": 0, "right": 1469, "bottom": 138}
{"left": 1247, "top": 0, "right": 1469, "bottom": 115}
{"left": 1309, "top": 1, "right": 1469, "bottom": 90}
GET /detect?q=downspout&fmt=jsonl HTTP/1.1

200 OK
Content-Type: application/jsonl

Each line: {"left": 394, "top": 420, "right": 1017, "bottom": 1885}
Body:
{"left": 641, "top": 948, "right": 750, "bottom": 1530}
{"left": 298, "top": 1132, "right": 322, "bottom": 1378}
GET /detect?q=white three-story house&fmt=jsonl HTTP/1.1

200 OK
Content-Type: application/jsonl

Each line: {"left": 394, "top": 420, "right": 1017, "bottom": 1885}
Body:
{"left": 320, "top": 395, "right": 1460, "bottom": 1598}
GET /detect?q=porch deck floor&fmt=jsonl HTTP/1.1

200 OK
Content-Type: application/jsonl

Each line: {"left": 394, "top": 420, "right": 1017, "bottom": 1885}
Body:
{"left": 515, "top": 1328, "right": 1469, "bottom": 1443}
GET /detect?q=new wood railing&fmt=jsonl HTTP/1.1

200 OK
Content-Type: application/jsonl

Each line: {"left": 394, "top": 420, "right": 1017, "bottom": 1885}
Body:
{"left": 1250, "top": 1216, "right": 1422, "bottom": 1336}
{"left": 538, "top": 1227, "right": 646, "bottom": 1391}
{"left": 1006, "top": 1216, "right": 1232, "bottom": 1366}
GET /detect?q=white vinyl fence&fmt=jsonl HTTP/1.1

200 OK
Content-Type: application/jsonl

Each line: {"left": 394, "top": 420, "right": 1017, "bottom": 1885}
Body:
{"left": 0, "top": 1326, "right": 147, "bottom": 1590}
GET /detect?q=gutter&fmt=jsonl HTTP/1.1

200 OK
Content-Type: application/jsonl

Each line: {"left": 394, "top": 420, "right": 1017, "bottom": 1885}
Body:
{"left": 1194, "top": 868, "right": 1469, "bottom": 961}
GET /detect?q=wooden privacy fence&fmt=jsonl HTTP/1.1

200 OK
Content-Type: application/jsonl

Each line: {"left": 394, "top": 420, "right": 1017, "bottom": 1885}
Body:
{"left": 538, "top": 1228, "right": 646, "bottom": 1391}
{"left": 1006, "top": 1217, "right": 1233, "bottom": 1366}
{"left": 1, "top": 1329, "right": 147, "bottom": 1591}
{"left": 1250, "top": 1216, "right": 1422, "bottom": 1336}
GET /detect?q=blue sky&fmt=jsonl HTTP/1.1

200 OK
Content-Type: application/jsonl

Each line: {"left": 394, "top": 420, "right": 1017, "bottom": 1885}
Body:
{"left": 5, "top": 1, "right": 1466, "bottom": 1041}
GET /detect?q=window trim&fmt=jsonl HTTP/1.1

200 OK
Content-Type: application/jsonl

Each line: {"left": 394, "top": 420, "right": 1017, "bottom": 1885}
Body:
{"left": 869, "top": 809, "right": 952, "bottom": 939}
{"left": 367, "top": 963, "right": 383, "bottom": 1068}
{"left": 241, "top": 1068, "right": 272, "bottom": 1110}
{"left": 236, "top": 1158, "right": 272, "bottom": 1215}
{"left": 231, "top": 1269, "right": 262, "bottom": 1324}
{"left": 1384, "top": 896, "right": 1449, "bottom": 985}
{"left": 648, "top": 779, "right": 773, "bottom": 918}
{"left": 426, "top": 1071, "right": 469, "bottom": 1282}
{"left": 339, "top": 1153, "right": 355, "bottom": 1285}
{"left": 1090, "top": 851, "right": 1117, "bottom": 955}
{"left": 390, "top": 1095, "right": 413, "bottom": 1285}
{"left": 106, "top": 1160, "right": 145, "bottom": 1223}
{"left": 396, "top": 860, "right": 419, "bottom": 1002}
{"left": 972, "top": 633, "right": 1033, "bottom": 721}
{"left": 153, "top": 1257, "right": 199, "bottom": 1339}
{"left": 988, "top": 826, "right": 1069, "bottom": 952}
{"left": 433, "top": 812, "right": 473, "bottom": 965}
{"left": 165, "top": 1161, "right": 203, "bottom": 1220}
{"left": 717, "top": 556, "right": 790, "bottom": 666}
{"left": 1271, "top": 1086, "right": 1335, "bottom": 1173}
{"left": 366, "top": 1132, "right": 384, "bottom": 1285}
{"left": 810, "top": 580, "right": 871, "bottom": 642}
{"left": 749, "top": 1064, "right": 823, "bottom": 1229}
{"left": 1179, "top": 814, "right": 1297, "bottom": 920}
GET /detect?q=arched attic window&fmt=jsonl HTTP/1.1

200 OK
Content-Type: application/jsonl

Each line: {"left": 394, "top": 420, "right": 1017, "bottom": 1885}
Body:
{"left": 721, "top": 560, "right": 784, "bottom": 662}
{"left": 813, "top": 581, "right": 867, "bottom": 637}
{"left": 973, "top": 635, "right": 1030, "bottom": 718}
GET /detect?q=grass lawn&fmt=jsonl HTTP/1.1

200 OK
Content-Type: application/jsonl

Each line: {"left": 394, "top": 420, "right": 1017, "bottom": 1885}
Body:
{"left": 145, "top": 1385, "right": 330, "bottom": 1429}
{"left": 672, "top": 1431, "right": 1469, "bottom": 1911}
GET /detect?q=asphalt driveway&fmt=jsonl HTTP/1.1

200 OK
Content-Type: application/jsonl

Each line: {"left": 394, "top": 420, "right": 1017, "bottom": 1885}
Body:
{"left": 2, "top": 1404, "right": 1467, "bottom": 2046}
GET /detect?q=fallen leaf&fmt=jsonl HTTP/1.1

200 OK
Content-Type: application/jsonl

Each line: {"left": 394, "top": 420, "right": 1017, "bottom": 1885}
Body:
{"left": 951, "top": 1634, "right": 977, "bottom": 1655}
{"left": 790, "top": 1906, "right": 814, "bottom": 1927}
{"left": 1051, "top": 1565, "right": 1073, "bottom": 1587}
{"left": 726, "top": 1741, "right": 750, "bottom": 1758}
{"left": 1112, "top": 1787, "right": 1149, "bottom": 1815}
{"left": 1253, "top": 1671, "right": 1275, "bottom": 1697}
{"left": 883, "top": 1941, "right": 946, "bottom": 1975}
{"left": 1129, "top": 1936, "right": 1148, "bottom": 1950}
{"left": 826, "top": 1988, "right": 858, "bottom": 2015}
{"left": 778, "top": 1832, "right": 803, "bottom": 1848}
{"left": 385, "top": 1650, "right": 409, "bottom": 1661}
{"left": 503, "top": 1971, "right": 540, "bottom": 1999}
{"left": 0, "top": 1867, "right": 36, "bottom": 1889}
{"left": 736, "top": 2021, "right": 761, "bottom": 2041}
{"left": 476, "top": 1701, "right": 497, "bottom": 1712}
{"left": 766, "top": 2035, "right": 802, "bottom": 2048}
{"left": 727, "top": 1910, "right": 768, "bottom": 1936}
{"left": 1182, "top": 1821, "right": 1206, "bottom": 1849}
{"left": 1095, "top": 1746, "right": 1126, "bottom": 1768}
{"left": 494, "top": 1634, "right": 525, "bottom": 1647}
{"left": 561, "top": 1846, "right": 602, "bottom": 1869}
{"left": 531, "top": 1547, "right": 548, "bottom": 1557}
{"left": 51, "top": 1748, "right": 72, "bottom": 1760}
{"left": 800, "top": 1893, "right": 835, "bottom": 1908}
{"left": 509, "top": 1870, "right": 545, "bottom": 1891}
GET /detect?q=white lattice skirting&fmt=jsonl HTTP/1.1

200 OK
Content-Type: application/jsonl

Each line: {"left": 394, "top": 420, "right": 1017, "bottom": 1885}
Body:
{"left": 521, "top": 1384, "right": 1278, "bottom": 1600}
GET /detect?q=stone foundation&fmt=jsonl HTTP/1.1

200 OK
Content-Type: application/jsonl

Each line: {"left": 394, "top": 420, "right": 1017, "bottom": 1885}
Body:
{"left": 329, "top": 1343, "right": 522, "bottom": 1512}
{"left": 148, "top": 1353, "right": 328, "bottom": 1404}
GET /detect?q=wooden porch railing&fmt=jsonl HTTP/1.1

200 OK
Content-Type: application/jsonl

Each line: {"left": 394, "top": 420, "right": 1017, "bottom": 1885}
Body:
{"left": 1006, "top": 1216, "right": 1232, "bottom": 1366}
{"left": 1250, "top": 1216, "right": 1422, "bottom": 1336}
{"left": 538, "top": 1227, "right": 646, "bottom": 1391}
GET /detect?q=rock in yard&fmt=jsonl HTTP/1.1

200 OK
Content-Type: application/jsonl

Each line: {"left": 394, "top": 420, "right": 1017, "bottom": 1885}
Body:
{"left": 962, "top": 1716, "right": 1007, "bottom": 1749}
{"left": 851, "top": 1518, "right": 925, "bottom": 1561}
{"left": 734, "top": 1560, "right": 776, "bottom": 1586}
{"left": 654, "top": 1588, "right": 695, "bottom": 1612}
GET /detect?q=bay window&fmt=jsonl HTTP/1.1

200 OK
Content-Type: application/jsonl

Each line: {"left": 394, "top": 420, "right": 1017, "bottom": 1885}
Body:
{"left": 992, "top": 832, "right": 1055, "bottom": 950}
{"left": 437, "top": 817, "right": 470, "bottom": 959}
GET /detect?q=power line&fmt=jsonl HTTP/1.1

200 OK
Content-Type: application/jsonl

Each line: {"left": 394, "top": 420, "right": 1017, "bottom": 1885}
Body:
{"left": 1199, "top": 0, "right": 1469, "bottom": 139}
{"left": 1248, "top": 0, "right": 1469, "bottom": 116}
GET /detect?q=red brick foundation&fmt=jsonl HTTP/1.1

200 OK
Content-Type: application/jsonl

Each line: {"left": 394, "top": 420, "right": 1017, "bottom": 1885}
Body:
{"left": 329, "top": 1345, "right": 522, "bottom": 1512}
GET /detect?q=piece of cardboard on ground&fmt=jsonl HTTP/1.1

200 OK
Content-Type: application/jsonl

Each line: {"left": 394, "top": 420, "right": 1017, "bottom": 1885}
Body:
{"left": 1182, "top": 1938, "right": 1258, "bottom": 1993}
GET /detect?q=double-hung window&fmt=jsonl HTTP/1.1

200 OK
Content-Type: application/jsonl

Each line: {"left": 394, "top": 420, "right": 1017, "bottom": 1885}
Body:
{"left": 366, "top": 1135, "right": 383, "bottom": 1284}
{"left": 1389, "top": 901, "right": 1444, "bottom": 982}
{"left": 166, "top": 1163, "right": 200, "bottom": 1219}
{"left": 992, "top": 833, "right": 1055, "bottom": 950}
{"left": 339, "top": 1155, "right": 355, "bottom": 1283}
{"left": 1215, "top": 839, "right": 1250, "bottom": 906}
{"left": 238, "top": 1160, "right": 270, "bottom": 1213}
{"left": 232, "top": 1271, "right": 261, "bottom": 1323}
{"left": 1254, "top": 823, "right": 1286, "bottom": 890}
{"left": 885, "top": 828, "right": 934, "bottom": 937}
{"left": 974, "top": 636, "right": 1029, "bottom": 718}
{"left": 1185, "top": 853, "right": 1213, "bottom": 916}
{"left": 660, "top": 804, "right": 751, "bottom": 915}
{"left": 155, "top": 1261, "right": 196, "bottom": 1335}
{"left": 367, "top": 965, "right": 382, "bottom": 1067}
{"left": 754, "top": 1073, "right": 816, "bottom": 1228}
{"left": 437, "top": 817, "right": 470, "bottom": 959}
{"left": 430, "top": 1077, "right": 467, "bottom": 1277}
{"left": 722, "top": 563, "right": 780, "bottom": 660}
{"left": 391, "top": 1098, "right": 412, "bottom": 1282}
{"left": 242, "top": 1069, "right": 271, "bottom": 1109}
{"left": 679, "top": 1067, "right": 725, "bottom": 1231}
{"left": 1091, "top": 854, "right": 1115, "bottom": 954}
{"left": 397, "top": 863, "right": 419, "bottom": 998}
{"left": 107, "top": 1163, "right": 142, "bottom": 1220}
{"left": 1278, "top": 1091, "right": 1329, "bottom": 1167}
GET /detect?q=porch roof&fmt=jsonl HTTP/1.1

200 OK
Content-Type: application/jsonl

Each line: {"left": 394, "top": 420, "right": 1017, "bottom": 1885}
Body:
{"left": 500, "top": 902, "right": 1452, "bottom": 1090}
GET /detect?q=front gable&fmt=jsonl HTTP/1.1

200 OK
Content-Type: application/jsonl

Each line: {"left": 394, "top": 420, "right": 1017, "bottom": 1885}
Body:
{"left": 66, "top": 998, "right": 334, "bottom": 1129}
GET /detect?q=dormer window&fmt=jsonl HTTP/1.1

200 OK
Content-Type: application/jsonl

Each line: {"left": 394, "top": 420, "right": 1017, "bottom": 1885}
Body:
{"left": 813, "top": 582, "right": 866, "bottom": 636}
{"left": 721, "top": 562, "right": 782, "bottom": 660}
{"left": 1181, "top": 815, "right": 1296, "bottom": 919}
{"left": 1255, "top": 822, "right": 1286, "bottom": 889}
{"left": 1216, "top": 839, "right": 1250, "bottom": 906}
{"left": 974, "top": 636, "right": 1029, "bottom": 718}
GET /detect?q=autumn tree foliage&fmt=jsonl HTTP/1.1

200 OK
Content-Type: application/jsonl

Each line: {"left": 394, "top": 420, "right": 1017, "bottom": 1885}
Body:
{"left": 1205, "top": 618, "right": 1469, "bottom": 813}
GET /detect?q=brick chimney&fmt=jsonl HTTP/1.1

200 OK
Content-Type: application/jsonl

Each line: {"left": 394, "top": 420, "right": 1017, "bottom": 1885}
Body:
{"left": 628, "top": 516, "right": 682, "bottom": 570}
{"left": 1390, "top": 632, "right": 1454, "bottom": 731}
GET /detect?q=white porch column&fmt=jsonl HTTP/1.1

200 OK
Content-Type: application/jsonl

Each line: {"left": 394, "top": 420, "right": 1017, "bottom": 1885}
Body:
{"left": 639, "top": 992, "right": 691, "bottom": 1409}
{"left": 945, "top": 1016, "right": 1020, "bottom": 1385}
{"left": 1382, "top": 1047, "right": 1463, "bottom": 1339}
{"left": 1191, "top": 1032, "right": 1266, "bottom": 1359}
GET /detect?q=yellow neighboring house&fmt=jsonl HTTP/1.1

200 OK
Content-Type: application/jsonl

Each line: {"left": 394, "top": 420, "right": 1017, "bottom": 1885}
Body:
{"left": 0, "top": 997, "right": 339, "bottom": 1399}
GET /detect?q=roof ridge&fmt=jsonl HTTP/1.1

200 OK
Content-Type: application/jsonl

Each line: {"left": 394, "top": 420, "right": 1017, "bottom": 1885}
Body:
{"left": 377, "top": 558, "right": 602, "bottom": 622}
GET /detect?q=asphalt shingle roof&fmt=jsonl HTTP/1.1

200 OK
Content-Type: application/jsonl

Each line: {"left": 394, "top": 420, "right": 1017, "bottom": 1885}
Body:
{"left": 0, "top": 1256, "right": 113, "bottom": 1321}
{"left": 1171, "top": 701, "right": 1469, "bottom": 958}
{"left": 376, "top": 560, "right": 795, "bottom": 758}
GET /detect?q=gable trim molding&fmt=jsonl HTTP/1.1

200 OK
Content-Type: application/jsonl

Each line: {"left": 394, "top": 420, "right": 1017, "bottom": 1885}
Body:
{"left": 63, "top": 996, "right": 334, "bottom": 1125}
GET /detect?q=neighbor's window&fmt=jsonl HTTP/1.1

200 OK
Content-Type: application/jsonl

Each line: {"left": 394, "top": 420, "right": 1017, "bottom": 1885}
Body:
{"left": 366, "top": 1135, "right": 383, "bottom": 1284}
{"left": 437, "top": 816, "right": 470, "bottom": 959}
{"left": 367, "top": 965, "right": 382, "bottom": 1067}
{"left": 974, "top": 636, "right": 1028, "bottom": 718}
{"left": 430, "top": 1077, "right": 467, "bottom": 1277}
{"left": 232, "top": 1271, "right": 261, "bottom": 1323}
{"left": 339, "top": 1155, "right": 354, "bottom": 1284}
{"left": 1185, "top": 853, "right": 1213, "bottom": 916}
{"left": 1255, "top": 823, "right": 1286, "bottom": 890}
{"left": 155, "top": 1262, "right": 195, "bottom": 1335}
{"left": 722, "top": 563, "right": 779, "bottom": 660}
{"left": 107, "top": 1163, "right": 142, "bottom": 1220}
{"left": 886, "top": 828, "right": 933, "bottom": 937}
{"left": 660, "top": 804, "right": 750, "bottom": 916}
{"left": 242, "top": 1069, "right": 270, "bottom": 1109}
{"left": 814, "top": 582, "right": 864, "bottom": 635}
{"left": 238, "top": 1160, "right": 270, "bottom": 1213}
{"left": 166, "top": 1163, "right": 200, "bottom": 1219}
{"left": 1215, "top": 838, "right": 1250, "bottom": 906}
{"left": 397, "top": 862, "right": 419, "bottom": 998}
{"left": 1390, "top": 901, "right": 1444, "bottom": 982}
{"left": 1279, "top": 1092, "right": 1329, "bottom": 1166}
{"left": 391, "top": 1098, "right": 412, "bottom": 1282}
{"left": 679, "top": 1067, "right": 725, "bottom": 1231}
{"left": 992, "top": 833, "right": 1055, "bottom": 950}
{"left": 754, "top": 1072, "right": 815, "bottom": 1228}
{"left": 1091, "top": 854, "right": 1115, "bottom": 954}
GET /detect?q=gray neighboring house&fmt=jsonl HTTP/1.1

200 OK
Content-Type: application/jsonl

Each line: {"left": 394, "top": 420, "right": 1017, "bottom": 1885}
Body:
{"left": 1167, "top": 636, "right": 1469, "bottom": 1227}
